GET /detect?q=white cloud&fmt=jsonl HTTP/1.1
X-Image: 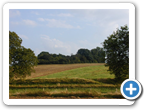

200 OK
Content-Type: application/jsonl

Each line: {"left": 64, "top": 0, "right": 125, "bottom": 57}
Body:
{"left": 41, "top": 35, "right": 65, "bottom": 48}
{"left": 23, "top": 19, "right": 37, "bottom": 26}
{"left": 46, "top": 19, "right": 74, "bottom": 28}
{"left": 37, "top": 17, "right": 81, "bottom": 29}
{"left": 83, "top": 9, "right": 129, "bottom": 37}
{"left": 10, "top": 19, "right": 37, "bottom": 26}
{"left": 31, "top": 11, "right": 40, "bottom": 15}
{"left": 45, "top": 19, "right": 55, "bottom": 22}
{"left": 19, "top": 34, "right": 29, "bottom": 40}
{"left": 38, "top": 17, "right": 81, "bottom": 29}
{"left": 70, "top": 9, "right": 128, "bottom": 21}
{"left": 69, "top": 9, "right": 129, "bottom": 33}
{"left": 47, "top": 13, "right": 73, "bottom": 17}
{"left": 38, "top": 18, "right": 45, "bottom": 21}
{"left": 76, "top": 25, "right": 81, "bottom": 29}
{"left": 9, "top": 10, "right": 20, "bottom": 17}
{"left": 57, "top": 13, "right": 73, "bottom": 17}
{"left": 10, "top": 21, "right": 20, "bottom": 25}
{"left": 40, "top": 35, "right": 78, "bottom": 55}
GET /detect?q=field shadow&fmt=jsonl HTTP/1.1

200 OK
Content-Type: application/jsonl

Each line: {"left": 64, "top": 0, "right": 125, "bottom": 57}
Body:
{"left": 92, "top": 78, "right": 120, "bottom": 85}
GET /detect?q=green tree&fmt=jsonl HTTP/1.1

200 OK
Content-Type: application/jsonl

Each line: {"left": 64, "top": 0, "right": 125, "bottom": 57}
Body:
{"left": 38, "top": 52, "right": 50, "bottom": 60}
{"left": 91, "top": 47, "right": 105, "bottom": 63}
{"left": 103, "top": 25, "right": 129, "bottom": 82}
{"left": 37, "top": 52, "right": 51, "bottom": 64}
{"left": 77, "top": 49, "right": 94, "bottom": 62}
{"left": 37, "top": 48, "right": 105, "bottom": 64}
{"left": 9, "top": 31, "right": 38, "bottom": 81}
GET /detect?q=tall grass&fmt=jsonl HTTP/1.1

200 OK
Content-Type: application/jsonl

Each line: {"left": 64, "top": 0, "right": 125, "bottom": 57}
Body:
{"left": 10, "top": 90, "right": 123, "bottom": 99}
{"left": 10, "top": 78, "right": 100, "bottom": 85}
{"left": 9, "top": 88, "right": 120, "bottom": 94}
{"left": 10, "top": 84, "right": 119, "bottom": 89}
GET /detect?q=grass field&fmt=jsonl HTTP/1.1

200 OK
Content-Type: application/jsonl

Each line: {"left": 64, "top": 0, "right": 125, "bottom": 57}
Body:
{"left": 37, "top": 65, "right": 114, "bottom": 79}
{"left": 9, "top": 63, "right": 124, "bottom": 99}
{"left": 26, "top": 63, "right": 105, "bottom": 79}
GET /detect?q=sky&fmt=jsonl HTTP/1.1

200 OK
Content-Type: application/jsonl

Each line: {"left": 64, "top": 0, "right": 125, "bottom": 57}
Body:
{"left": 9, "top": 9, "right": 129, "bottom": 56}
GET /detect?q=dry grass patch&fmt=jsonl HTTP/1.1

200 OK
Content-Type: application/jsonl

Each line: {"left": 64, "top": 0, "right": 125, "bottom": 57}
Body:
{"left": 10, "top": 91, "right": 124, "bottom": 99}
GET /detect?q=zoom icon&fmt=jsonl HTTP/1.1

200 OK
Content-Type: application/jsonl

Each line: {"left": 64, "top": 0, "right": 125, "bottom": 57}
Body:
{"left": 121, "top": 79, "right": 142, "bottom": 100}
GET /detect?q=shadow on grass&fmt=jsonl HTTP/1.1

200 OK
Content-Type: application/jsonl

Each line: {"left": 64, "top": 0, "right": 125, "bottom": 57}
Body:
{"left": 11, "top": 91, "right": 124, "bottom": 99}
{"left": 92, "top": 78, "right": 123, "bottom": 85}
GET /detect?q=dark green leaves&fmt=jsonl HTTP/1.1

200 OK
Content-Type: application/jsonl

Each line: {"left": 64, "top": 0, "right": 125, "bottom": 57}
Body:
{"left": 37, "top": 47, "right": 105, "bottom": 64}
{"left": 103, "top": 25, "right": 129, "bottom": 82}
{"left": 9, "top": 31, "right": 38, "bottom": 81}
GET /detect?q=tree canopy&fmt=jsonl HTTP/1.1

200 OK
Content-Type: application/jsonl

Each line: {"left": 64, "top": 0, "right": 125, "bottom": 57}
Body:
{"left": 37, "top": 47, "right": 105, "bottom": 64}
{"left": 103, "top": 25, "right": 129, "bottom": 82}
{"left": 9, "top": 31, "right": 38, "bottom": 81}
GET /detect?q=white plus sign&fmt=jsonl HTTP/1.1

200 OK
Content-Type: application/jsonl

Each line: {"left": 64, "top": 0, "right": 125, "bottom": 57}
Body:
{"left": 126, "top": 83, "right": 137, "bottom": 95}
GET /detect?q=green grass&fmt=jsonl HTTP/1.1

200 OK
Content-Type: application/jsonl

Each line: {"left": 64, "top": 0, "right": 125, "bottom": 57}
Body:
{"left": 9, "top": 64, "right": 124, "bottom": 99}
{"left": 10, "top": 78, "right": 100, "bottom": 85}
{"left": 9, "top": 84, "right": 119, "bottom": 89}
{"left": 10, "top": 88, "right": 122, "bottom": 98}
{"left": 36, "top": 65, "right": 114, "bottom": 79}
{"left": 9, "top": 87, "right": 120, "bottom": 94}
{"left": 9, "top": 77, "right": 122, "bottom": 99}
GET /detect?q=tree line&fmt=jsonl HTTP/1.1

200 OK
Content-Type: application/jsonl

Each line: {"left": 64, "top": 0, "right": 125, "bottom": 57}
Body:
{"left": 37, "top": 47, "right": 105, "bottom": 64}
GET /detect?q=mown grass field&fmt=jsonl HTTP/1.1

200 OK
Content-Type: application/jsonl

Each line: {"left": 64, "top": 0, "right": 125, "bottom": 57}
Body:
{"left": 9, "top": 63, "right": 124, "bottom": 99}
{"left": 37, "top": 64, "right": 114, "bottom": 79}
{"left": 26, "top": 63, "right": 105, "bottom": 79}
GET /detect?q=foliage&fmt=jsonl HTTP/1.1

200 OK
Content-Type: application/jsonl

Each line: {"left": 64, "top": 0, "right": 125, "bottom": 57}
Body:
{"left": 103, "top": 25, "right": 129, "bottom": 82}
{"left": 9, "top": 31, "right": 38, "bottom": 81}
{"left": 91, "top": 47, "right": 105, "bottom": 63}
{"left": 37, "top": 47, "right": 105, "bottom": 64}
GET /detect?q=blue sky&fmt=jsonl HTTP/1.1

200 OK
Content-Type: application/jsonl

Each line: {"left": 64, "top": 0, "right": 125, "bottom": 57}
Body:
{"left": 9, "top": 9, "right": 129, "bottom": 56}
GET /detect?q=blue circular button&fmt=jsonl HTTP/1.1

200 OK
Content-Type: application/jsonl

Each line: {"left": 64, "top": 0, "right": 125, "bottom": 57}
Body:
{"left": 121, "top": 79, "right": 142, "bottom": 100}
{"left": 123, "top": 81, "right": 139, "bottom": 97}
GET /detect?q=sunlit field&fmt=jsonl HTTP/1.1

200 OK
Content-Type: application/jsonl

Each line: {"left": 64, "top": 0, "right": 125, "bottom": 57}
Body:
{"left": 9, "top": 63, "right": 124, "bottom": 99}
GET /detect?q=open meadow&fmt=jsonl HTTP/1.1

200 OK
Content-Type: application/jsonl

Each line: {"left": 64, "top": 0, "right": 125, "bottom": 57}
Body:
{"left": 9, "top": 63, "right": 124, "bottom": 99}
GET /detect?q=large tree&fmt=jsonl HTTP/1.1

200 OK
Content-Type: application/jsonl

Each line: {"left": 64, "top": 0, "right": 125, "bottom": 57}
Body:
{"left": 103, "top": 25, "right": 129, "bottom": 82}
{"left": 9, "top": 31, "right": 38, "bottom": 81}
